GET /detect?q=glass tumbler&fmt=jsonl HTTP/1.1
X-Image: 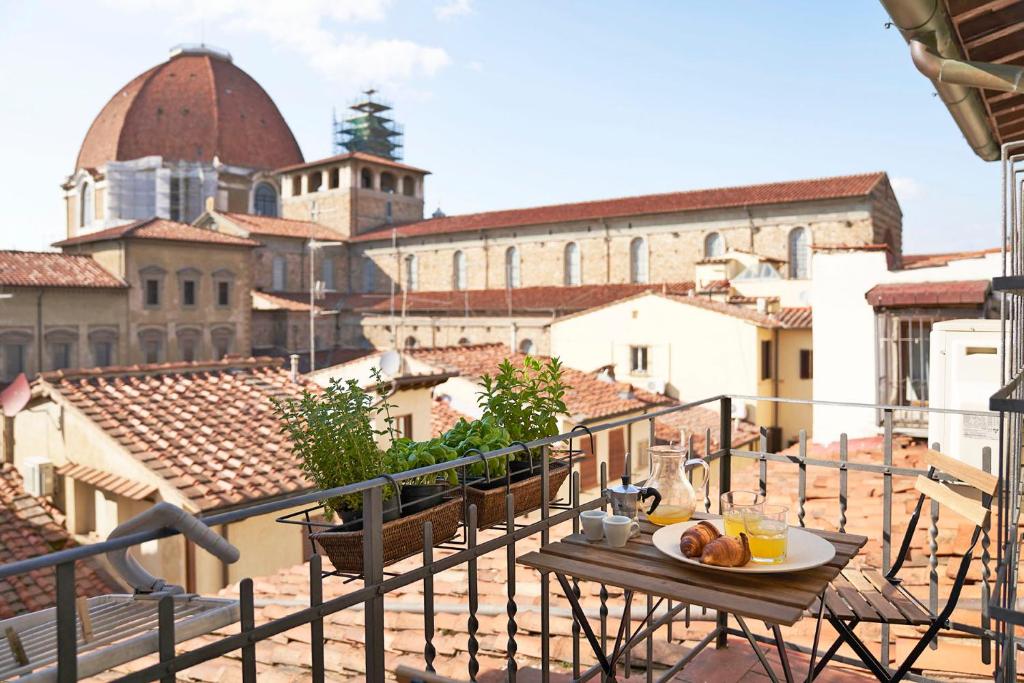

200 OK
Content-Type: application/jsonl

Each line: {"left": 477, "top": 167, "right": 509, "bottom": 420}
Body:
{"left": 720, "top": 490, "right": 765, "bottom": 538}
{"left": 744, "top": 504, "right": 789, "bottom": 564}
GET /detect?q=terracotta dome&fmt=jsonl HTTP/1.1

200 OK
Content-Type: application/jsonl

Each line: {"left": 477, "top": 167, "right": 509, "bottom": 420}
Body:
{"left": 75, "top": 45, "right": 303, "bottom": 172}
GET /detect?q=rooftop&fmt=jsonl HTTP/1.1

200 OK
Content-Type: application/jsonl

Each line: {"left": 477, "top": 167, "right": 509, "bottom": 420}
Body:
{"left": 349, "top": 282, "right": 696, "bottom": 316}
{"left": 33, "top": 357, "right": 316, "bottom": 512}
{"left": 275, "top": 150, "right": 430, "bottom": 175}
{"left": 251, "top": 290, "right": 343, "bottom": 314}
{"left": 53, "top": 218, "right": 261, "bottom": 248}
{"left": 0, "top": 250, "right": 126, "bottom": 289}
{"left": 864, "top": 280, "right": 992, "bottom": 308}
{"left": 349, "top": 172, "right": 888, "bottom": 242}
{"left": 0, "top": 464, "right": 120, "bottom": 619}
{"left": 406, "top": 343, "right": 674, "bottom": 422}
{"left": 210, "top": 212, "right": 345, "bottom": 241}
{"left": 900, "top": 247, "right": 1001, "bottom": 270}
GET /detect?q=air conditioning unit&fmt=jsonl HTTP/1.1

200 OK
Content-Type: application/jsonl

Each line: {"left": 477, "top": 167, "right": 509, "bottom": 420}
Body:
{"left": 23, "top": 458, "right": 55, "bottom": 498}
{"left": 644, "top": 378, "right": 667, "bottom": 394}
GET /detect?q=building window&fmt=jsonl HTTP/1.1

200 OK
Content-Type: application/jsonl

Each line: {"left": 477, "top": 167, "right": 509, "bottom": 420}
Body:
{"left": 212, "top": 327, "right": 234, "bottom": 360}
{"left": 361, "top": 168, "right": 374, "bottom": 189}
{"left": 139, "top": 331, "right": 164, "bottom": 364}
{"left": 2, "top": 342, "right": 26, "bottom": 380}
{"left": 395, "top": 414, "right": 413, "bottom": 439}
{"left": 788, "top": 227, "right": 810, "bottom": 279}
{"left": 761, "top": 339, "right": 773, "bottom": 380}
{"left": 402, "top": 176, "right": 415, "bottom": 197}
{"left": 404, "top": 336, "right": 418, "bottom": 349}
{"left": 380, "top": 172, "right": 397, "bottom": 193}
{"left": 630, "top": 237, "right": 648, "bottom": 284}
{"left": 876, "top": 313, "right": 942, "bottom": 428}
{"left": 182, "top": 279, "right": 197, "bottom": 307}
{"left": 254, "top": 183, "right": 278, "bottom": 217}
{"left": 328, "top": 168, "right": 340, "bottom": 189}
{"left": 50, "top": 342, "right": 72, "bottom": 370}
{"left": 291, "top": 176, "right": 301, "bottom": 196}
{"left": 80, "top": 181, "right": 93, "bottom": 228}
{"left": 217, "top": 280, "right": 230, "bottom": 306}
{"left": 458, "top": 337, "right": 471, "bottom": 346}
{"left": 93, "top": 340, "right": 113, "bottom": 367}
{"left": 453, "top": 251, "right": 467, "bottom": 290}
{"left": 799, "top": 349, "right": 813, "bottom": 380}
{"left": 519, "top": 338, "right": 536, "bottom": 355}
{"left": 308, "top": 172, "right": 322, "bottom": 193}
{"left": 272, "top": 256, "right": 287, "bottom": 292}
{"left": 178, "top": 330, "right": 200, "bottom": 363}
{"left": 630, "top": 345, "right": 649, "bottom": 374}
{"left": 362, "top": 257, "right": 376, "bottom": 293}
{"left": 321, "top": 257, "right": 336, "bottom": 291}
{"left": 505, "top": 246, "right": 520, "bottom": 288}
{"left": 564, "top": 242, "right": 581, "bottom": 285}
{"left": 144, "top": 279, "right": 159, "bottom": 306}
{"left": 405, "top": 254, "right": 418, "bottom": 292}
{"left": 704, "top": 232, "right": 725, "bottom": 258}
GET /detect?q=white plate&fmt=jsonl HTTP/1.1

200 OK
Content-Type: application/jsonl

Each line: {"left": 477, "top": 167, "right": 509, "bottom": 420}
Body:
{"left": 651, "top": 519, "right": 836, "bottom": 574}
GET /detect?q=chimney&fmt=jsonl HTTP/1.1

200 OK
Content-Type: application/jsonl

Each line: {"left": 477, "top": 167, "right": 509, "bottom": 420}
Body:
{"left": 289, "top": 354, "right": 300, "bottom": 381}
{"left": 756, "top": 297, "right": 767, "bottom": 313}
{"left": 204, "top": 196, "right": 215, "bottom": 213}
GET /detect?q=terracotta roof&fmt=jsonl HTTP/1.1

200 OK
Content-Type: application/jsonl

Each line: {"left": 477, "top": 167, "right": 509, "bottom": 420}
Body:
{"left": 252, "top": 291, "right": 321, "bottom": 313}
{"left": 900, "top": 248, "right": 1000, "bottom": 270}
{"left": 351, "top": 282, "right": 695, "bottom": 316}
{"left": 276, "top": 151, "right": 430, "bottom": 175}
{"left": 864, "top": 280, "right": 991, "bottom": 308}
{"left": 0, "top": 464, "right": 120, "bottom": 618}
{"left": 35, "top": 357, "right": 316, "bottom": 511}
{"left": 406, "top": 343, "right": 673, "bottom": 422}
{"left": 698, "top": 279, "right": 731, "bottom": 293}
{"left": 350, "top": 172, "right": 887, "bottom": 242}
{"left": 214, "top": 212, "right": 344, "bottom": 241}
{"left": 55, "top": 462, "right": 157, "bottom": 501}
{"left": 775, "top": 306, "right": 813, "bottom": 329}
{"left": 431, "top": 397, "right": 470, "bottom": 436}
{"left": 53, "top": 218, "right": 260, "bottom": 248}
{"left": 653, "top": 406, "right": 759, "bottom": 451}
{"left": 665, "top": 295, "right": 782, "bottom": 327}
{"left": 75, "top": 49, "right": 302, "bottom": 171}
{"left": 0, "top": 251, "right": 126, "bottom": 289}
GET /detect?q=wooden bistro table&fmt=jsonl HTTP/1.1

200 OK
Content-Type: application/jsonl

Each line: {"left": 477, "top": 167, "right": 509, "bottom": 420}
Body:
{"left": 518, "top": 513, "right": 867, "bottom": 683}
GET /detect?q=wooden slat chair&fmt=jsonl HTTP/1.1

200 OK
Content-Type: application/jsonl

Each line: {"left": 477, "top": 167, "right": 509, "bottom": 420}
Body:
{"left": 810, "top": 449, "right": 997, "bottom": 682}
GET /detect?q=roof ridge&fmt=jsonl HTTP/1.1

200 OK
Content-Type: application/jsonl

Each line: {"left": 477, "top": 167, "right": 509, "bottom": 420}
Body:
{"left": 39, "top": 355, "right": 285, "bottom": 383}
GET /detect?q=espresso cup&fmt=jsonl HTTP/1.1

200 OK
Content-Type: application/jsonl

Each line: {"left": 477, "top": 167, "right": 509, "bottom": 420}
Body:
{"left": 603, "top": 515, "right": 634, "bottom": 548}
{"left": 580, "top": 509, "right": 607, "bottom": 541}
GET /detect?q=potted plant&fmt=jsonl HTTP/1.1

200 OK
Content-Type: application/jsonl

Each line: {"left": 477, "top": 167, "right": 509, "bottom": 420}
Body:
{"left": 386, "top": 437, "right": 458, "bottom": 514}
{"left": 273, "top": 373, "right": 397, "bottom": 528}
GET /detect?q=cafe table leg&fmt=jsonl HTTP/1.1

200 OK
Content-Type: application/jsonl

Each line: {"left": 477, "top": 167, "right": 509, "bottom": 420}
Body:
{"left": 771, "top": 624, "right": 795, "bottom": 683}
{"left": 734, "top": 615, "right": 782, "bottom": 683}
{"left": 805, "top": 593, "right": 826, "bottom": 683}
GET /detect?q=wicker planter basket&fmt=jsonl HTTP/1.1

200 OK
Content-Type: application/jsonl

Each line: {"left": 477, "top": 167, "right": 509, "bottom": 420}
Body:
{"left": 467, "top": 462, "right": 570, "bottom": 529}
{"left": 311, "top": 495, "right": 463, "bottom": 573}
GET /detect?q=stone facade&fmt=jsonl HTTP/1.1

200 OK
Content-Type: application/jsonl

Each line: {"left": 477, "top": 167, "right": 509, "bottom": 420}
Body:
{"left": 342, "top": 312, "right": 552, "bottom": 355}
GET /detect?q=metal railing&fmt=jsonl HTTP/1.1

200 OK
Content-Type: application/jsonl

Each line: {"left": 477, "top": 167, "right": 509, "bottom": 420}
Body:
{"left": 0, "top": 395, "right": 1005, "bottom": 682}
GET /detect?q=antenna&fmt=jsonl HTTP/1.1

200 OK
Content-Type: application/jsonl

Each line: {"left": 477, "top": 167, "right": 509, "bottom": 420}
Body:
{"left": 379, "top": 349, "right": 402, "bottom": 377}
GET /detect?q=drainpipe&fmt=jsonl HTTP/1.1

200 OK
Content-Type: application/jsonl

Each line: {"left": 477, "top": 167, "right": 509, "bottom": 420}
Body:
{"left": 36, "top": 289, "right": 43, "bottom": 374}
{"left": 879, "top": 0, "right": 1001, "bottom": 161}
{"left": 910, "top": 40, "right": 1024, "bottom": 94}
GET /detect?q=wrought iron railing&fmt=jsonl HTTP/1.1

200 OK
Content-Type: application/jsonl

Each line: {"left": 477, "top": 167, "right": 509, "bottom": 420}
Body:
{"left": 0, "top": 395, "right": 1004, "bottom": 682}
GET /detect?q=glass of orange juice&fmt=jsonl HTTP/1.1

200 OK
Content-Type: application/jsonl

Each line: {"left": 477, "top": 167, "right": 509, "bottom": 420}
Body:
{"left": 720, "top": 490, "right": 765, "bottom": 538}
{"left": 744, "top": 504, "right": 789, "bottom": 564}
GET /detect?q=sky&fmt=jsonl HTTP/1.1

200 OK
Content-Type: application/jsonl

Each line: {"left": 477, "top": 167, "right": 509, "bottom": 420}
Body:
{"left": 0, "top": 1, "right": 1002, "bottom": 253}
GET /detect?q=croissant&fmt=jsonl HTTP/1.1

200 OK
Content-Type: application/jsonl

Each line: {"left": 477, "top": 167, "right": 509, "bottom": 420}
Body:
{"left": 700, "top": 533, "right": 752, "bottom": 567}
{"left": 679, "top": 521, "right": 721, "bottom": 558}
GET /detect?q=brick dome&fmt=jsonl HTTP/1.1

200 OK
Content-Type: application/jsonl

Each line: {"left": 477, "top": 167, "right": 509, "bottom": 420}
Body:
{"left": 75, "top": 46, "right": 303, "bottom": 172}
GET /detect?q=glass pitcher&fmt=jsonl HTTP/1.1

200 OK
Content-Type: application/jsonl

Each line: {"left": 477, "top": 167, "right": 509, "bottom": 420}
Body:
{"left": 644, "top": 444, "right": 710, "bottom": 525}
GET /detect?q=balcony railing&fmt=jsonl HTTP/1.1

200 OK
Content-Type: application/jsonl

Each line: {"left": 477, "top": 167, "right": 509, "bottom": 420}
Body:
{"left": 0, "top": 395, "right": 1011, "bottom": 682}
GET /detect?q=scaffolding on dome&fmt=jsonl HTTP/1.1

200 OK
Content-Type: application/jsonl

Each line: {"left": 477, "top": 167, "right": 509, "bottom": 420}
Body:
{"left": 333, "top": 89, "right": 404, "bottom": 161}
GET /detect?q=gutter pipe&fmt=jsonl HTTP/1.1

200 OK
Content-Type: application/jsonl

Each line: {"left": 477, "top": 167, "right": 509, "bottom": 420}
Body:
{"left": 878, "top": 0, "right": 1004, "bottom": 161}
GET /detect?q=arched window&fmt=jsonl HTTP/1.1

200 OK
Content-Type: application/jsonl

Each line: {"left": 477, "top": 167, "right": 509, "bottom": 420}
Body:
{"left": 458, "top": 337, "right": 471, "bottom": 346}
{"left": 453, "top": 251, "right": 467, "bottom": 290}
{"left": 505, "top": 246, "right": 520, "bottom": 288}
{"left": 404, "top": 336, "right": 418, "bottom": 349}
{"left": 380, "top": 172, "right": 397, "bottom": 193}
{"left": 80, "top": 181, "right": 93, "bottom": 228}
{"left": 271, "top": 256, "right": 287, "bottom": 291}
{"left": 704, "top": 232, "right": 724, "bottom": 258}
{"left": 405, "top": 254, "right": 418, "bottom": 292}
{"left": 321, "top": 257, "right": 335, "bottom": 291}
{"left": 362, "top": 257, "right": 376, "bottom": 293}
{"left": 788, "top": 227, "right": 810, "bottom": 279}
{"left": 307, "top": 172, "right": 322, "bottom": 193}
{"left": 360, "top": 168, "right": 374, "bottom": 189}
{"left": 254, "top": 183, "right": 278, "bottom": 216}
{"left": 519, "top": 338, "right": 535, "bottom": 355}
{"left": 402, "top": 176, "right": 415, "bottom": 197}
{"left": 629, "top": 237, "right": 648, "bottom": 284}
{"left": 564, "top": 242, "right": 581, "bottom": 285}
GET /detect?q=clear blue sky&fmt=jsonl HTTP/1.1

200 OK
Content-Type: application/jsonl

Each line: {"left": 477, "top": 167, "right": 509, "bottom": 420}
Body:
{"left": 0, "top": 1, "right": 1001, "bottom": 253}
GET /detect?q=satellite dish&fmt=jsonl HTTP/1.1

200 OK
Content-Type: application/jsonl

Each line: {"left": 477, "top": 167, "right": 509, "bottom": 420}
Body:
{"left": 379, "top": 350, "right": 402, "bottom": 377}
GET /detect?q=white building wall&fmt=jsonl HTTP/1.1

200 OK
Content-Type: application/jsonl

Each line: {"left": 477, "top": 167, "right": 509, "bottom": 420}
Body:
{"left": 811, "top": 250, "right": 1000, "bottom": 445}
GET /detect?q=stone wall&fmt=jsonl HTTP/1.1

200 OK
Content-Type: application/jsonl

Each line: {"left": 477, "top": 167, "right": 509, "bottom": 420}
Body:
{"left": 339, "top": 313, "right": 552, "bottom": 355}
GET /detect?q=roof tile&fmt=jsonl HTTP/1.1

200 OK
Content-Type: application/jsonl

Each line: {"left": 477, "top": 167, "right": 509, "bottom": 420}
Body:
{"left": 53, "top": 218, "right": 260, "bottom": 248}
{"left": 864, "top": 280, "right": 991, "bottom": 308}
{"left": 0, "top": 250, "right": 126, "bottom": 289}
{"left": 217, "top": 212, "right": 344, "bottom": 241}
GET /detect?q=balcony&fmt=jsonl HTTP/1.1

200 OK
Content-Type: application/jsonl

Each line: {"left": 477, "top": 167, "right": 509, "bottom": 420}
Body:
{"left": 0, "top": 396, "right": 1012, "bottom": 682}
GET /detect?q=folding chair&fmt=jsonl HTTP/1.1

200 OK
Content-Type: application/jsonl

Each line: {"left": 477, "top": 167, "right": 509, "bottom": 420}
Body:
{"left": 811, "top": 448, "right": 997, "bottom": 682}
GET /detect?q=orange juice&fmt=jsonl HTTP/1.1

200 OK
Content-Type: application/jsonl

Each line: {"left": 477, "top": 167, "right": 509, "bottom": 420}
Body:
{"left": 646, "top": 505, "right": 692, "bottom": 525}
{"left": 723, "top": 514, "right": 745, "bottom": 538}
{"left": 747, "top": 518, "right": 788, "bottom": 563}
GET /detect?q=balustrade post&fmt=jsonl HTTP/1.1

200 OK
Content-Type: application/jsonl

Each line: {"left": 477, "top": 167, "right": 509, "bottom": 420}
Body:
{"left": 716, "top": 396, "right": 731, "bottom": 649}
{"left": 363, "top": 485, "right": 385, "bottom": 680}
